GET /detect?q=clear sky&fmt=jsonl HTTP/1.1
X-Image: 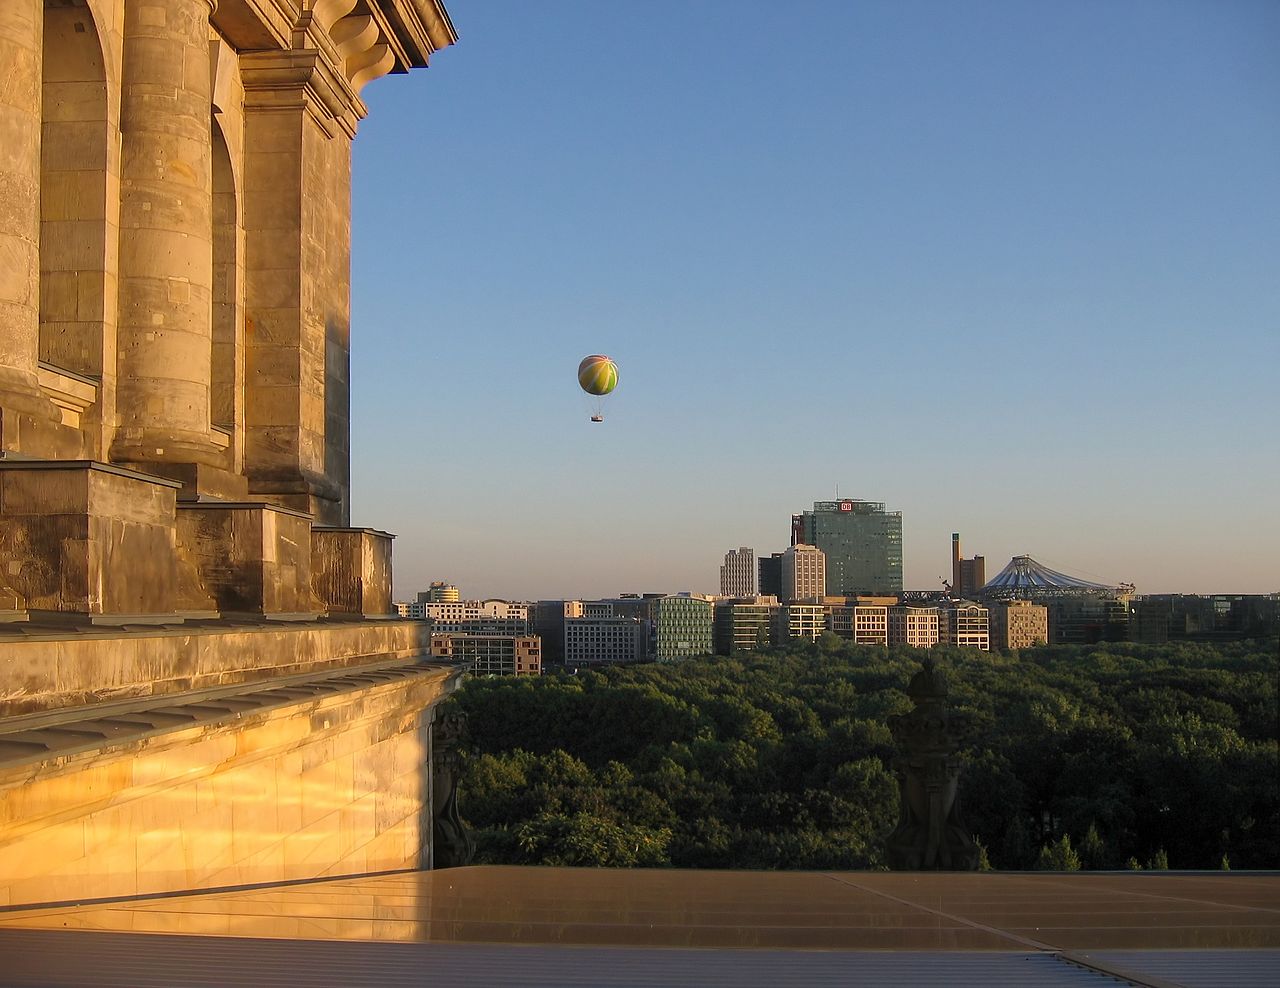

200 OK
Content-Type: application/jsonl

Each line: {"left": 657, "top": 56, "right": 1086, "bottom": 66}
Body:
{"left": 347, "top": 0, "right": 1279, "bottom": 601}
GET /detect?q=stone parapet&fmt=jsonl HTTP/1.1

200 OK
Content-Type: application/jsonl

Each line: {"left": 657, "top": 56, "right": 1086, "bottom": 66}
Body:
{"left": 0, "top": 616, "right": 437, "bottom": 717}
{"left": 0, "top": 460, "right": 181, "bottom": 619}
{"left": 176, "top": 501, "right": 318, "bottom": 617}
{"left": 312, "top": 527, "right": 395, "bottom": 617}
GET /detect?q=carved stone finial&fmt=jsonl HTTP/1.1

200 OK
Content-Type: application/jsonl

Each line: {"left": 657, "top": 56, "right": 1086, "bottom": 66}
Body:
{"left": 431, "top": 707, "right": 475, "bottom": 868}
{"left": 885, "top": 659, "right": 980, "bottom": 871}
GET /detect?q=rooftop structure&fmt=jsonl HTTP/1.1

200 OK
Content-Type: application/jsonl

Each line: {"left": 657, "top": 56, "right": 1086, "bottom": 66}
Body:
{"left": 982, "top": 556, "right": 1115, "bottom": 596}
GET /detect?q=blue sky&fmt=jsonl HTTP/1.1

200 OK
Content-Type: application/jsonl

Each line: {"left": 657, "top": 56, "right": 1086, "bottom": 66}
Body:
{"left": 348, "top": 0, "right": 1279, "bottom": 600}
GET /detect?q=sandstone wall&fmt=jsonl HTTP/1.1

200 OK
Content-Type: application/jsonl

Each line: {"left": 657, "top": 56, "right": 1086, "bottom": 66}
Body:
{"left": 0, "top": 663, "right": 459, "bottom": 907}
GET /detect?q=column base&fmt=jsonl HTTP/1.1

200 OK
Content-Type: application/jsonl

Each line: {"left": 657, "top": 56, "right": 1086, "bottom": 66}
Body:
{"left": 110, "top": 431, "right": 229, "bottom": 471}
{"left": 248, "top": 475, "right": 345, "bottom": 526}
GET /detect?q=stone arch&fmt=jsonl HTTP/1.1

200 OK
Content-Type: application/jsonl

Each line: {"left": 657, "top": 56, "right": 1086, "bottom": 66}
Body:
{"left": 211, "top": 115, "right": 242, "bottom": 444}
{"left": 38, "top": 0, "right": 109, "bottom": 379}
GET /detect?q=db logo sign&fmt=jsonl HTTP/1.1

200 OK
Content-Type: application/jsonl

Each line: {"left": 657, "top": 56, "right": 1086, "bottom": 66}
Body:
{"left": 839, "top": 501, "right": 853, "bottom": 512}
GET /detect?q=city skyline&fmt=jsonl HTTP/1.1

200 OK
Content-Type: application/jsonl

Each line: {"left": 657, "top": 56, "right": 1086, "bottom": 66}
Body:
{"left": 346, "top": 1, "right": 1278, "bottom": 600}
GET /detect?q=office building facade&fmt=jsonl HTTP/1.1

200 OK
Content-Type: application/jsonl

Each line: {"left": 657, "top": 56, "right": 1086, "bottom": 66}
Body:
{"left": 795, "top": 500, "right": 903, "bottom": 595}
{"left": 988, "top": 600, "right": 1049, "bottom": 650}
{"left": 651, "top": 595, "right": 715, "bottom": 661}
{"left": 430, "top": 634, "right": 541, "bottom": 677}
{"left": 758, "top": 553, "right": 783, "bottom": 598}
{"left": 713, "top": 597, "right": 779, "bottom": 655}
{"left": 532, "top": 600, "right": 583, "bottom": 666}
{"left": 776, "top": 602, "right": 827, "bottom": 642}
{"left": 418, "top": 599, "right": 529, "bottom": 635}
{"left": 564, "top": 615, "right": 647, "bottom": 667}
{"left": 825, "top": 596, "right": 892, "bottom": 646}
{"left": 889, "top": 605, "right": 940, "bottom": 648}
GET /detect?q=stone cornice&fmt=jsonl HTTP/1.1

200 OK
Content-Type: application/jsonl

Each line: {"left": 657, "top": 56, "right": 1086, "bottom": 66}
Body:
{"left": 237, "top": 2, "right": 455, "bottom": 137}
{"left": 376, "top": 0, "right": 457, "bottom": 70}
{"left": 240, "top": 47, "right": 367, "bottom": 139}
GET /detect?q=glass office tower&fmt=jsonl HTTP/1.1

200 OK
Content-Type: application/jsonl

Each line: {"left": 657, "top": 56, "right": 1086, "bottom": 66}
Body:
{"left": 794, "top": 500, "right": 903, "bottom": 596}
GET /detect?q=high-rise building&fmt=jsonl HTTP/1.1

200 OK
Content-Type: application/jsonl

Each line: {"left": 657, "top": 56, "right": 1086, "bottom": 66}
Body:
{"left": 781, "top": 544, "right": 826, "bottom": 601}
{"left": 795, "top": 500, "right": 902, "bottom": 596}
{"left": 758, "top": 553, "right": 784, "bottom": 598}
{"left": 889, "top": 605, "right": 940, "bottom": 648}
{"left": 988, "top": 600, "right": 1049, "bottom": 650}
{"left": 720, "top": 547, "right": 755, "bottom": 597}
{"left": 951, "top": 534, "right": 985, "bottom": 598}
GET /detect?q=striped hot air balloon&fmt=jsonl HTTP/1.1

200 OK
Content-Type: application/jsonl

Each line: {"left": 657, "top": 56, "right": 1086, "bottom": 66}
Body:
{"left": 577, "top": 355, "right": 618, "bottom": 422}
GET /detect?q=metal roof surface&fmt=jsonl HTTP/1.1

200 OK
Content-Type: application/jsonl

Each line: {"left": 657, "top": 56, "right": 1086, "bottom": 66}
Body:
{"left": 1, "top": 869, "right": 1277, "bottom": 987}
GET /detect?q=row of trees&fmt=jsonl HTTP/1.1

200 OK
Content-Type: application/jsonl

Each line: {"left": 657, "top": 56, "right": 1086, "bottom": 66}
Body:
{"left": 445, "top": 638, "right": 1279, "bottom": 870}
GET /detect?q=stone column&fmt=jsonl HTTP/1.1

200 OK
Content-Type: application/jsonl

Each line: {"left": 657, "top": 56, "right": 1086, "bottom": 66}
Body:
{"left": 110, "top": 0, "right": 222, "bottom": 468}
{"left": 0, "top": 0, "right": 64, "bottom": 439}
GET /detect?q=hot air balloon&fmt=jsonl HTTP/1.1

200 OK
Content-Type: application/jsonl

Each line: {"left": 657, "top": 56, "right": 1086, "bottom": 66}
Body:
{"left": 577, "top": 354, "right": 618, "bottom": 422}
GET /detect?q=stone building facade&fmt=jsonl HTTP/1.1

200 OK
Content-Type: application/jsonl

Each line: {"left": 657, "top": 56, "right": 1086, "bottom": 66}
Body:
{"left": 0, "top": 0, "right": 453, "bottom": 619}
{"left": 0, "top": 0, "right": 463, "bottom": 908}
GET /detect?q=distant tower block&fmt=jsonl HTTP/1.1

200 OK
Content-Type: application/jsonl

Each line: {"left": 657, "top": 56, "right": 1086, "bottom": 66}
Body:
{"left": 720, "top": 547, "right": 755, "bottom": 597}
{"left": 781, "top": 544, "right": 827, "bottom": 602}
{"left": 796, "top": 500, "right": 902, "bottom": 596}
{"left": 423, "top": 582, "right": 460, "bottom": 603}
{"left": 951, "top": 533, "right": 985, "bottom": 598}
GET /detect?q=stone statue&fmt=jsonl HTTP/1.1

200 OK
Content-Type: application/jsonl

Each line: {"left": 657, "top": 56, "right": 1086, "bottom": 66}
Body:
{"left": 431, "top": 707, "right": 475, "bottom": 869}
{"left": 885, "top": 658, "right": 980, "bottom": 870}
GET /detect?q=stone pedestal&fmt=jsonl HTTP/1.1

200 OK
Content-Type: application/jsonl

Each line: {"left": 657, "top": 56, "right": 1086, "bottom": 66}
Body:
{"left": 176, "top": 502, "right": 320, "bottom": 617}
{"left": 0, "top": 460, "right": 181, "bottom": 619}
{"left": 311, "top": 527, "right": 394, "bottom": 617}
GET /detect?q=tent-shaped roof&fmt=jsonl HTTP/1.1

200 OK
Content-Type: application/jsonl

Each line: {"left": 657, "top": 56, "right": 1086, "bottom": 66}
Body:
{"left": 983, "top": 555, "right": 1112, "bottom": 593}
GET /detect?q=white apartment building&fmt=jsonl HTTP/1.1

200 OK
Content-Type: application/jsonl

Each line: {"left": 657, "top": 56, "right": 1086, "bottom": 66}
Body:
{"left": 940, "top": 602, "right": 990, "bottom": 650}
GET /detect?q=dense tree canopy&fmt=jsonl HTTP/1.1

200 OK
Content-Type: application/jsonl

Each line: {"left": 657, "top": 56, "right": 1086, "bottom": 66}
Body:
{"left": 446, "top": 638, "right": 1279, "bottom": 870}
